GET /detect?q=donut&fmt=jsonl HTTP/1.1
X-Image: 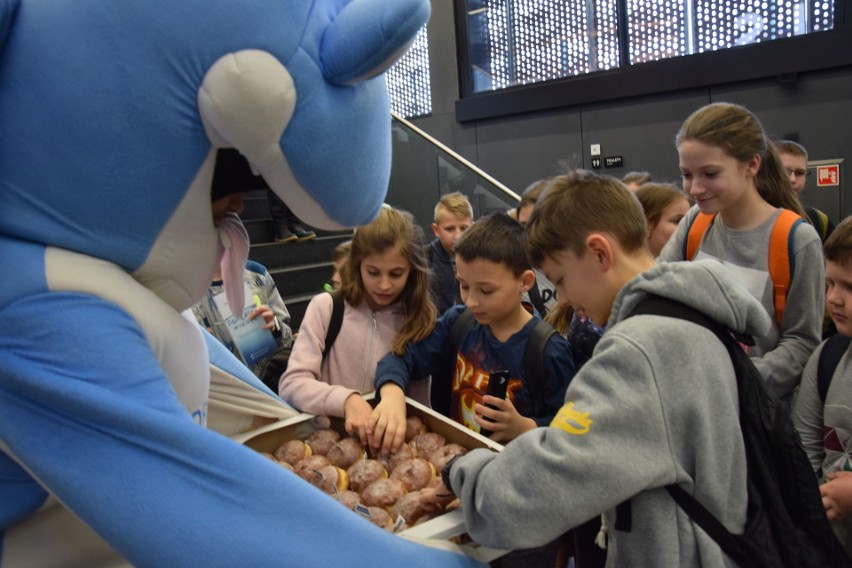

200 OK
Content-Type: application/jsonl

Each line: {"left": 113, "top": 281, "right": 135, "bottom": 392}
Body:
{"left": 327, "top": 437, "right": 366, "bottom": 469}
{"left": 307, "top": 464, "right": 349, "bottom": 495}
{"left": 305, "top": 428, "right": 341, "bottom": 456}
{"left": 390, "top": 458, "right": 435, "bottom": 492}
{"left": 347, "top": 459, "right": 388, "bottom": 494}
{"left": 404, "top": 415, "right": 429, "bottom": 442}
{"left": 391, "top": 490, "right": 429, "bottom": 525}
{"left": 360, "top": 478, "right": 406, "bottom": 509}
{"left": 428, "top": 443, "right": 468, "bottom": 471}
{"left": 273, "top": 439, "right": 312, "bottom": 465}
{"left": 293, "top": 455, "right": 331, "bottom": 481}
{"left": 335, "top": 490, "right": 362, "bottom": 510}
{"left": 411, "top": 432, "right": 446, "bottom": 459}
{"left": 376, "top": 443, "right": 416, "bottom": 473}
{"left": 358, "top": 506, "right": 393, "bottom": 530}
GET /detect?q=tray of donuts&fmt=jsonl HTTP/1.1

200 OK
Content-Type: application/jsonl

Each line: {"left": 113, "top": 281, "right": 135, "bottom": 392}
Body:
{"left": 241, "top": 396, "right": 506, "bottom": 561}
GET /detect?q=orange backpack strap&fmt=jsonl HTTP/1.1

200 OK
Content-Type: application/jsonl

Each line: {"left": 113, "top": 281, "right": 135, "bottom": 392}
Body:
{"left": 684, "top": 212, "right": 715, "bottom": 260}
{"left": 767, "top": 209, "right": 804, "bottom": 327}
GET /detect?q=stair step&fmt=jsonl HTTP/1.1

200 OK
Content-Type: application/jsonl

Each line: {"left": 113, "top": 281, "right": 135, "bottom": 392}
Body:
{"left": 249, "top": 234, "right": 351, "bottom": 268}
{"left": 270, "top": 262, "right": 332, "bottom": 300}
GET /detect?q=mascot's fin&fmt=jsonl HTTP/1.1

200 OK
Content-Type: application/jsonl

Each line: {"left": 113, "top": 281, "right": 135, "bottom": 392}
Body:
{"left": 321, "top": 0, "right": 430, "bottom": 85}
{"left": 0, "top": 0, "right": 20, "bottom": 53}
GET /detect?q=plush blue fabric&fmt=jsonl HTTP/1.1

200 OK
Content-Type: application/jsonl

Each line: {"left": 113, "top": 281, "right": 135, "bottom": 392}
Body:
{"left": 0, "top": 1, "right": 482, "bottom": 566}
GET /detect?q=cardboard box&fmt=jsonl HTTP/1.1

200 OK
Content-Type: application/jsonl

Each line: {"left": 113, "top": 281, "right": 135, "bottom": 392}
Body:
{"left": 240, "top": 396, "right": 507, "bottom": 562}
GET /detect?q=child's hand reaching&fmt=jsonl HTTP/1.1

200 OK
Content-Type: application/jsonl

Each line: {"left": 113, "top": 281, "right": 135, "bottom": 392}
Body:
{"left": 474, "top": 396, "right": 536, "bottom": 443}
{"left": 369, "top": 384, "right": 407, "bottom": 454}
{"left": 343, "top": 393, "right": 374, "bottom": 445}
{"left": 249, "top": 304, "right": 277, "bottom": 330}
{"left": 821, "top": 471, "right": 852, "bottom": 521}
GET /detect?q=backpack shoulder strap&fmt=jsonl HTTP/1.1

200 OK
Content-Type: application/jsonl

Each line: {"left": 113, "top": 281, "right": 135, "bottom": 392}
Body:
{"left": 767, "top": 209, "right": 803, "bottom": 327}
{"left": 629, "top": 296, "right": 751, "bottom": 562}
{"left": 450, "top": 308, "right": 476, "bottom": 352}
{"left": 523, "top": 319, "right": 557, "bottom": 418}
{"left": 817, "top": 334, "right": 852, "bottom": 403}
{"left": 527, "top": 276, "right": 546, "bottom": 316}
{"left": 684, "top": 212, "right": 715, "bottom": 260}
{"left": 321, "top": 291, "right": 345, "bottom": 360}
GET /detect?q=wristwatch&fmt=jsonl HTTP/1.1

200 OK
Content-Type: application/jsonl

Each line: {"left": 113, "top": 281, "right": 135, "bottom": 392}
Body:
{"left": 440, "top": 454, "right": 463, "bottom": 495}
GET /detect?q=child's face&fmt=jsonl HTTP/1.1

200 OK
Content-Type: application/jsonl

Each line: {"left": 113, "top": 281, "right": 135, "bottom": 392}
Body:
{"left": 432, "top": 211, "right": 472, "bottom": 254}
{"left": 539, "top": 248, "right": 613, "bottom": 326}
{"left": 456, "top": 257, "right": 528, "bottom": 328}
{"left": 359, "top": 246, "right": 411, "bottom": 310}
{"left": 826, "top": 259, "right": 852, "bottom": 336}
{"left": 648, "top": 197, "right": 690, "bottom": 257}
{"left": 211, "top": 193, "right": 244, "bottom": 222}
{"left": 678, "top": 140, "right": 758, "bottom": 215}
{"left": 779, "top": 151, "right": 808, "bottom": 194}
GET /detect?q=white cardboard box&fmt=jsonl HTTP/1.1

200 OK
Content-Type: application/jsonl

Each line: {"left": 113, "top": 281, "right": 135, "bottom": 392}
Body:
{"left": 239, "top": 396, "right": 507, "bottom": 562}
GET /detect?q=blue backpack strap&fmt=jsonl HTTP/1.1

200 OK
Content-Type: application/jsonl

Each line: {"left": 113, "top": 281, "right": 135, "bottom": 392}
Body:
{"left": 817, "top": 334, "right": 851, "bottom": 403}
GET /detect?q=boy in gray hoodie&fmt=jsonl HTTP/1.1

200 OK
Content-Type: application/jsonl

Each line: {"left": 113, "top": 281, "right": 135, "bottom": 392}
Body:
{"left": 423, "top": 170, "right": 771, "bottom": 567}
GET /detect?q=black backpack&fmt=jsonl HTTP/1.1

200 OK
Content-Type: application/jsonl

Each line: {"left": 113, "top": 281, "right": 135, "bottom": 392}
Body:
{"left": 817, "top": 332, "right": 851, "bottom": 403}
{"left": 259, "top": 291, "right": 344, "bottom": 393}
{"left": 626, "top": 295, "right": 850, "bottom": 568}
{"left": 448, "top": 308, "right": 556, "bottom": 418}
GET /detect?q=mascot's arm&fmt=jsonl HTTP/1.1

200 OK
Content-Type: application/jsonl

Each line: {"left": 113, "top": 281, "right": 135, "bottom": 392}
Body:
{"left": 0, "top": 293, "right": 481, "bottom": 567}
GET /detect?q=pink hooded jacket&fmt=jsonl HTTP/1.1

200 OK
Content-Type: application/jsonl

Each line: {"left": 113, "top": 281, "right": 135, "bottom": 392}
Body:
{"left": 278, "top": 292, "right": 430, "bottom": 417}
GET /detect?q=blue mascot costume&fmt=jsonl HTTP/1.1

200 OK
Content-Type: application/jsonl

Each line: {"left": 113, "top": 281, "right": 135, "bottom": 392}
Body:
{"left": 0, "top": 0, "right": 483, "bottom": 566}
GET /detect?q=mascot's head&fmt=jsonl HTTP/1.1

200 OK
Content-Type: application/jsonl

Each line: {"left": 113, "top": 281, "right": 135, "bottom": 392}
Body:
{"left": 0, "top": 0, "right": 429, "bottom": 311}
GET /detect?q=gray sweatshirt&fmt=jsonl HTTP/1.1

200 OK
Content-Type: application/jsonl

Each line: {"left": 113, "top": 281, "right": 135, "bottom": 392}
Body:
{"left": 659, "top": 206, "right": 824, "bottom": 398}
{"left": 449, "top": 260, "right": 771, "bottom": 567}
{"left": 793, "top": 338, "right": 852, "bottom": 555}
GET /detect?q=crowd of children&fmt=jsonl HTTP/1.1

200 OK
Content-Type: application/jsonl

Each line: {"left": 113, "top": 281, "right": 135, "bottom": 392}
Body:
{"left": 207, "top": 100, "right": 852, "bottom": 565}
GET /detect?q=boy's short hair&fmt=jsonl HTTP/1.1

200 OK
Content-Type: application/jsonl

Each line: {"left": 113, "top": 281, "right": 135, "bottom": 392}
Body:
{"left": 434, "top": 192, "right": 474, "bottom": 223}
{"left": 824, "top": 216, "right": 852, "bottom": 268}
{"left": 525, "top": 170, "right": 648, "bottom": 266}
{"left": 517, "top": 178, "right": 551, "bottom": 211}
{"left": 776, "top": 139, "right": 808, "bottom": 160}
{"left": 454, "top": 213, "right": 529, "bottom": 276}
{"left": 621, "top": 170, "right": 653, "bottom": 186}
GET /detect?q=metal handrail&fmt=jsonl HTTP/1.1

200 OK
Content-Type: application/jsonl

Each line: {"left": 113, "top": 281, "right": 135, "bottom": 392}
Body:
{"left": 390, "top": 111, "right": 520, "bottom": 202}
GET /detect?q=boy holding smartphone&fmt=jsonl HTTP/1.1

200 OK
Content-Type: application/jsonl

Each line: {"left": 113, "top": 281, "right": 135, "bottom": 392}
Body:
{"left": 371, "top": 214, "right": 575, "bottom": 450}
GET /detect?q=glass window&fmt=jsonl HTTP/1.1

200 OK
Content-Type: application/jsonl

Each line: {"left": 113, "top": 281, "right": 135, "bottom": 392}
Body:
{"left": 386, "top": 26, "right": 432, "bottom": 119}
{"left": 463, "top": 0, "right": 835, "bottom": 95}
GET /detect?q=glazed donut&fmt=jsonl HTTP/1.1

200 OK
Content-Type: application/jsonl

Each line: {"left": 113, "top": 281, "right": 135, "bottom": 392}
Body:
{"left": 360, "top": 478, "right": 406, "bottom": 509}
{"left": 308, "top": 464, "right": 349, "bottom": 495}
{"left": 389, "top": 458, "right": 435, "bottom": 492}
{"left": 273, "top": 439, "right": 312, "bottom": 465}
{"left": 404, "top": 415, "right": 429, "bottom": 443}
{"left": 327, "top": 437, "right": 366, "bottom": 469}
{"left": 305, "top": 428, "right": 341, "bottom": 456}
{"left": 335, "top": 490, "right": 362, "bottom": 510}
{"left": 391, "top": 490, "right": 429, "bottom": 525}
{"left": 293, "top": 455, "right": 331, "bottom": 481}
{"left": 376, "top": 443, "right": 416, "bottom": 473}
{"left": 411, "top": 432, "right": 446, "bottom": 459}
{"left": 347, "top": 459, "right": 388, "bottom": 494}
{"left": 428, "top": 443, "right": 468, "bottom": 471}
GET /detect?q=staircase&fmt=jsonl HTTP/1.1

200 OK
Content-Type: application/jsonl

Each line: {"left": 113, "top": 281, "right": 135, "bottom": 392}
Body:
{"left": 238, "top": 115, "right": 517, "bottom": 331}
{"left": 240, "top": 189, "right": 353, "bottom": 331}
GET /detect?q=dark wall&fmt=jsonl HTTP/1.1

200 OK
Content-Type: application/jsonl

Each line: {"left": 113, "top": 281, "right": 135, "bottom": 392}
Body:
{"left": 412, "top": 1, "right": 852, "bottom": 223}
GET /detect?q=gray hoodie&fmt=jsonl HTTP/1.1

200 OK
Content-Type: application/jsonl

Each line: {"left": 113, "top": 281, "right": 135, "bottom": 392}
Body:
{"left": 449, "top": 259, "right": 771, "bottom": 567}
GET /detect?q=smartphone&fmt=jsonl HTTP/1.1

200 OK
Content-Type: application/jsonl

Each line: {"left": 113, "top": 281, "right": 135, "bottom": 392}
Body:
{"left": 480, "top": 370, "right": 510, "bottom": 437}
